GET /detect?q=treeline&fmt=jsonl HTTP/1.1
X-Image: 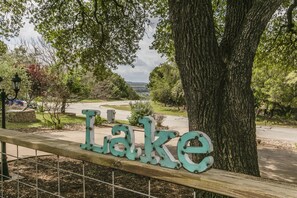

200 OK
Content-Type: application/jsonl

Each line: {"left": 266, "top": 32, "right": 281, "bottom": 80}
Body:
{"left": 0, "top": 40, "right": 139, "bottom": 107}
{"left": 149, "top": 61, "right": 297, "bottom": 118}
{"left": 148, "top": 62, "right": 185, "bottom": 109}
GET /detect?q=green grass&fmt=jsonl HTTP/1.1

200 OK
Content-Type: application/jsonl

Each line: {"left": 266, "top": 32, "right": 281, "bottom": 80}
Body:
{"left": 79, "top": 99, "right": 104, "bottom": 103}
{"left": 256, "top": 115, "right": 297, "bottom": 127}
{"left": 6, "top": 112, "right": 85, "bottom": 130}
{"left": 104, "top": 102, "right": 187, "bottom": 117}
{"left": 104, "top": 105, "right": 131, "bottom": 111}
{"left": 150, "top": 102, "right": 187, "bottom": 117}
{"left": 79, "top": 99, "right": 125, "bottom": 103}
{"left": 115, "top": 119, "right": 130, "bottom": 125}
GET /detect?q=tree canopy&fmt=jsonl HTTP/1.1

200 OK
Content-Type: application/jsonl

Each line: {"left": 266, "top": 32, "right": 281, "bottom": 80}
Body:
{"left": 148, "top": 62, "right": 184, "bottom": 107}
{"left": 29, "top": 0, "right": 150, "bottom": 75}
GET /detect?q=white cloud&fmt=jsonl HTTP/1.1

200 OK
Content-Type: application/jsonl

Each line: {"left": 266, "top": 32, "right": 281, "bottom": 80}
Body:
{"left": 114, "top": 18, "right": 166, "bottom": 82}
{"left": 4, "top": 19, "right": 41, "bottom": 49}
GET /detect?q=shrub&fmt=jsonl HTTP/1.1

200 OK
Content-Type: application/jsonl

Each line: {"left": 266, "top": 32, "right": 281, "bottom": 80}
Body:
{"left": 153, "top": 114, "right": 166, "bottom": 127}
{"left": 94, "top": 115, "right": 105, "bottom": 126}
{"left": 128, "top": 101, "right": 154, "bottom": 126}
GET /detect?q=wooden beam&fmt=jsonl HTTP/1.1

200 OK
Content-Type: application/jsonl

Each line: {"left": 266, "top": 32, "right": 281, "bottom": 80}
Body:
{"left": 0, "top": 129, "right": 296, "bottom": 197}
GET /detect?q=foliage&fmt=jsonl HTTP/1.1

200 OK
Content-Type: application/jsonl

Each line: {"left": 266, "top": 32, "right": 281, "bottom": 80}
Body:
{"left": 152, "top": 114, "right": 166, "bottom": 127}
{"left": 256, "top": 2, "right": 297, "bottom": 69}
{"left": 0, "top": 1, "right": 28, "bottom": 38}
{"left": 252, "top": 3, "right": 297, "bottom": 117}
{"left": 94, "top": 115, "right": 106, "bottom": 126}
{"left": 150, "top": 0, "right": 226, "bottom": 60}
{"left": 26, "top": 64, "right": 49, "bottom": 101}
{"left": 40, "top": 67, "right": 91, "bottom": 118}
{"left": 89, "top": 71, "right": 140, "bottom": 100}
{"left": 148, "top": 62, "right": 184, "bottom": 107}
{"left": 253, "top": 59, "right": 297, "bottom": 117}
{"left": 0, "top": 54, "right": 30, "bottom": 100}
{"left": 128, "top": 101, "right": 154, "bottom": 126}
{"left": 0, "top": 41, "right": 7, "bottom": 56}
{"left": 28, "top": 0, "right": 150, "bottom": 75}
{"left": 40, "top": 73, "right": 66, "bottom": 129}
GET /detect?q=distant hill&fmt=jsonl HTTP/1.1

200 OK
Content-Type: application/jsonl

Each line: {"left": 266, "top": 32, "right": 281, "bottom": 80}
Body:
{"left": 126, "top": 81, "right": 149, "bottom": 93}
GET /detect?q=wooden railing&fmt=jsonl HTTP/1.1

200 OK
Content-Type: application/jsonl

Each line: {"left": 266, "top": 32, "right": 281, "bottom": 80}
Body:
{"left": 0, "top": 128, "right": 297, "bottom": 198}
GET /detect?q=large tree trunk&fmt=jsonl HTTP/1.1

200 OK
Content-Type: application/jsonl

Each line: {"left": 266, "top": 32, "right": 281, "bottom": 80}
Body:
{"left": 169, "top": 0, "right": 283, "bottom": 180}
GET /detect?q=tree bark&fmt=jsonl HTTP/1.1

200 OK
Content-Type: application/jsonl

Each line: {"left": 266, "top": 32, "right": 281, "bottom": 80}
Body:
{"left": 61, "top": 98, "right": 67, "bottom": 113}
{"left": 169, "top": 0, "right": 283, "bottom": 181}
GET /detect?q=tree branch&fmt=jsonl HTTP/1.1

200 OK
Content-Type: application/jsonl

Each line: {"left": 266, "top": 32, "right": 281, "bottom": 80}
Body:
{"left": 287, "top": 0, "right": 297, "bottom": 32}
{"left": 76, "top": 0, "right": 85, "bottom": 28}
{"left": 229, "top": 0, "right": 284, "bottom": 73}
{"left": 93, "top": 0, "right": 104, "bottom": 48}
{"left": 220, "top": 0, "right": 254, "bottom": 63}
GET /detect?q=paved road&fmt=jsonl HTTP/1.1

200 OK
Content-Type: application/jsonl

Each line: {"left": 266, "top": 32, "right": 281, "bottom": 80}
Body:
{"left": 257, "top": 126, "right": 297, "bottom": 143}
{"left": 66, "top": 101, "right": 297, "bottom": 142}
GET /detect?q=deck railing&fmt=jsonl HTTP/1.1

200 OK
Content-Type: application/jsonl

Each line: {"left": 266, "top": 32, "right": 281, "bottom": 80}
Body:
{"left": 0, "top": 128, "right": 297, "bottom": 198}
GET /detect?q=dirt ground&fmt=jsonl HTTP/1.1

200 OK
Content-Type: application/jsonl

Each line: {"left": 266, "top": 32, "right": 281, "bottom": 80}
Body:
{"left": 257, "top": 138, "right": 297, "bottom": 183}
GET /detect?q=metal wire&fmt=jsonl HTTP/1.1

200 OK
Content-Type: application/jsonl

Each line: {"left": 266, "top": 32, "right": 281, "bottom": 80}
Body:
{"left": 1, "top": 149, "right": 159, "bottom": 198}
{"left": 83, "top": 161, "right": 86, "bottom": 198}
{"left": 58, "top": 155, "right": 61, "bottom": 197}
{"left": 17, "top": 145, "right": 19, "bottom": 198}
{"left": 35, "top": 149, "right": 39, "bottom": 198}
{"left": 148, "top": 179, "right": 151, "bottom": 198}
{"left": 112, "top": 170, "right": 115, "bottom": 198}
{"left": 1, "top": 141, "right": 3, "bottom": 198}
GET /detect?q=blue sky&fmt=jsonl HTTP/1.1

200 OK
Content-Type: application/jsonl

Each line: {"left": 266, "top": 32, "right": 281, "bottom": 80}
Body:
{"left": 5, "top": 19, "right": 166, "bottom": 83}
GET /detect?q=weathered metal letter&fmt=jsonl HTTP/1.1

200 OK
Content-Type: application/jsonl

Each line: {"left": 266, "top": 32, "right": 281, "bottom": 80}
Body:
{"left": 139, "top": 116, "right": 181, "bottom": 169}
{"left": 109, "top": 124, "right": 141, "bottom": 160}
{"left": 177, "top": 131, "right": 213, "bottom": 173}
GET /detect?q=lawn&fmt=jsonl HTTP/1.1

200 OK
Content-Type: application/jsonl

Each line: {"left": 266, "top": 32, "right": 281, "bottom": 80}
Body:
{"left": 79, "top": 99, "right": 104, "bottom": 103}
{"left": 256, "top": 115, "right": 297, "bottom": 127}
{"left": 103, "top": 102, "right": 297, "bottom": 127}
{"left": 6, "top": 112, "right": 86, "bottom": 130}
{"left": 104, "top": 102, "right": 188, "bottom": 117}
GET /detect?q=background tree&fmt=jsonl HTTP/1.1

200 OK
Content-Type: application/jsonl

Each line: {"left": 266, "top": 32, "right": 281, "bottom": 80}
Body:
{"left": 0, "top": 52, "right": 30, "bottom": 99}
{"left": 0, "top": 1, "right": 28, "bottom": 38}
{"left": 0, "top": 41, "right": 7, "bottom": 56}
{"left": 252, "top": 2, "right": 297, "bottom": 118}
{"left": 26, "top": 64, "right": 49, "bottom": 105}
{"left": 88, "top": 71, "right": 140, "bottom": 100}
{"left": 148, "top": 62, "right": 184, "bottom": 107}
{"left": 29, "top": 0, "right": 150, "bottom": 75}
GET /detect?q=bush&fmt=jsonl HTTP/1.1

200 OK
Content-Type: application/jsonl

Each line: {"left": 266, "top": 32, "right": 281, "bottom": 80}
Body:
{"left": 153, "top": 114, "right": 166, "bottom": 127}
{"left": 128, "top": 101, "right": 154, "bottom": 126}
{"left": 94, "top": 115, "right": 105, "bottom": 126}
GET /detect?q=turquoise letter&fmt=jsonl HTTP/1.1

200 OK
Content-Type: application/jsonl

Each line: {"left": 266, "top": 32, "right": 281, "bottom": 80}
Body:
{"left": 80, "top": 109, "right": 100, "bottom": 150}
{"left": 177, "top": 131, "right": 213, "bottom": 173}
{"left": 109, "top": 124, "right": 141, "bottom": 160}
{"left": 139, "top": 116, "right": 181, "bottom": 169}
{"left": 80, "top": 109, "right": 110, "bottom": 154}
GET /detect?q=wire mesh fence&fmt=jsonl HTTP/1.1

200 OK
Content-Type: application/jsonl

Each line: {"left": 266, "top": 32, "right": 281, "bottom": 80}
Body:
{"left": 1, "top": 143, "right": 197, "bottom": 198}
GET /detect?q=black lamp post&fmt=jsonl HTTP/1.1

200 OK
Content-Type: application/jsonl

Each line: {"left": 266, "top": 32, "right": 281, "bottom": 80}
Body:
{"left": 0, "top": 73, "right": 21, "bottom": 180}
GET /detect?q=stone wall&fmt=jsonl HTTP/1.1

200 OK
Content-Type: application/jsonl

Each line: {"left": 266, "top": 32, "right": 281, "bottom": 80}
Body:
{"left": 6, "top": 109, "right": 37, "bottom": 123}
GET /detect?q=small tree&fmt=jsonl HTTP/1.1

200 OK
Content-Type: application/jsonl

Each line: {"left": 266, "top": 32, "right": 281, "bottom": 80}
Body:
{"left": 26, "top": 64, "right": 49, "bottom": 107}
{"left": 128, "top": 101, "right": 154, "bottom": 126}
